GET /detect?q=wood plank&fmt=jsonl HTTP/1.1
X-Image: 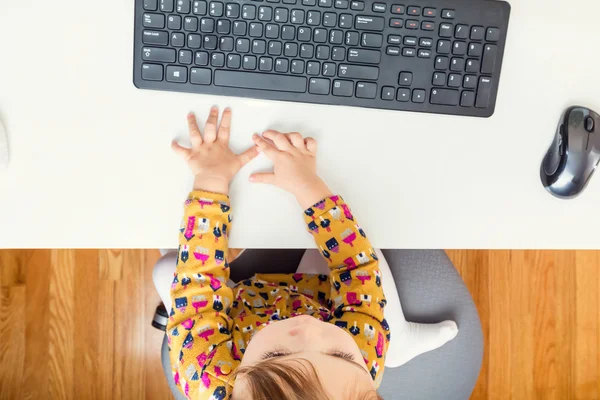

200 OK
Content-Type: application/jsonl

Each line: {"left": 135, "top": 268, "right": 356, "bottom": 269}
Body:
{"left": 23, "top": 250, "right": 51, "bottom": 400}
{"left": 48, "top": 250, "right": 75, "bottom": 400}
{"left": 574, "top": 251, "right": 599, "bottom": 400}
{"left": 555, "top": 251, "right": 576, "bottom": 399}
{"left": 73, "top": 250, "right": 100, "bottom": 400}
{"left": 0, "top": 285, "right": 26, "bottom": 400}
{"left": 97, "top": 280, "right": 116, "bottom": 400}
{"left": 99, "top": 249, "right": 124, "bottom": 280}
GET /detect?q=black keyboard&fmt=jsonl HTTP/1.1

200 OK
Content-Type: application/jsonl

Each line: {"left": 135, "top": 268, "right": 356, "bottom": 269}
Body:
{"left": 133, "top": 0, "right": 510, "bottom": 117}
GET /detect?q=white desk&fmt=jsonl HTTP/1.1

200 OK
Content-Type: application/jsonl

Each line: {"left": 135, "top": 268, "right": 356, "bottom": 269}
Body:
{"left": 1, "top": 0, "right": 599, "bottom": 249}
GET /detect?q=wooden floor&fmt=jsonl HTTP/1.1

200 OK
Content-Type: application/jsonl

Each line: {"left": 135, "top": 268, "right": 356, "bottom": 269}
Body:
{"left": 0, "top": 250, "right": 598, "bottom": 400}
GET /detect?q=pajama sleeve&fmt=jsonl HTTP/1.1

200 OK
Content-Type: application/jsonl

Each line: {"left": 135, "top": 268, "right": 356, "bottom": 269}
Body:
{"left": 167, "top": 191, "right": 238, "bottom": 400}
{"left": 304, "top": 195, "right": 390, "bottom": 386}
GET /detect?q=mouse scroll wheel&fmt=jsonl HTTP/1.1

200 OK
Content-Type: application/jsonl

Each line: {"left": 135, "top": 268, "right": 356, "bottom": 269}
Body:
{"left": 585, "top": 116, "right": 595, "bottom": 132}
{"left": 543, "top": 128, "right": 564, "bottom": 176}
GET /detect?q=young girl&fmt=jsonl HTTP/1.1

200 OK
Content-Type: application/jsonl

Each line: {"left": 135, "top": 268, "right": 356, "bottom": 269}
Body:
{"left": 167, "top": 106, "right": 389, "bottom": 400}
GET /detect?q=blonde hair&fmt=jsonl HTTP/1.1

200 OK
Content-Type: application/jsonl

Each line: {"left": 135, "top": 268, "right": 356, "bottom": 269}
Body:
{"left": 231, "top": 358, "right": 383, "bottom": 400}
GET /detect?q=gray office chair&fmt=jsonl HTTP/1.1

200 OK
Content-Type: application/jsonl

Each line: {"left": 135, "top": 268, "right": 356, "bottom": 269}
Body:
{"left": 156, "top": 250, "right": 483, "bottom": 400}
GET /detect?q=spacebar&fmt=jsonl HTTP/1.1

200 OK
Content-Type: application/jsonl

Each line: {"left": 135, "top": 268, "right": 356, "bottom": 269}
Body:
{"left": 214, "top": 70, "right": 307, "bottom": 93}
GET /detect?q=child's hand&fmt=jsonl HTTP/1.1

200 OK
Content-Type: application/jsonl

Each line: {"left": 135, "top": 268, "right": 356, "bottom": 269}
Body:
{"left": 172, "top": 107, "right": 259, "bottom": 195}
{"left": 250, "top": 130, "right": 332, "bottom": 209}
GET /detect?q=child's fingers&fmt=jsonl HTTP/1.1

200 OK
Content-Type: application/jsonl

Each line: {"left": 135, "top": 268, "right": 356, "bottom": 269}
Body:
{"left": 249, "top": 172, "right": 276, "bottom": 185}
{"left": 286, "top": 132, "right": 305, "bottom": 149}
{"left": 187, "top": 113, "right": 203, "bottom": 148}
{"left": 171, "top": 140, "right": 191, "bottom": 159}
{"left": 252, "top": 134, "right": 278, "bottom": 158}
{"left": 237, "top": 146, "right": 259, "bottom": 167}
{"left": 203, "top": 106, "right": 219, "bottom": 143}
{"left": 262, "top": 130, "right": 293, "bottom": 151}
{"left": 218, "top": 107, "right": 232, "bottom": 144}
{"left": 304, "top": 137, "right": 318, "bottom": 153}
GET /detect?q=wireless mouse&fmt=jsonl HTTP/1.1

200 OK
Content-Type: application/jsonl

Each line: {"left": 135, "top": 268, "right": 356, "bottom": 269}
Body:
{"left": 0, "top": 118, "right": 8, "bottom": 168}
{"left": 541, "top": 106, "right": 599, "bottom": 199}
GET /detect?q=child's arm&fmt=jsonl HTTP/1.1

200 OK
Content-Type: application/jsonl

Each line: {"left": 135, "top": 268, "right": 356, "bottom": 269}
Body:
{"left": 168, "top": 108, "right": 258, "bottom": 399}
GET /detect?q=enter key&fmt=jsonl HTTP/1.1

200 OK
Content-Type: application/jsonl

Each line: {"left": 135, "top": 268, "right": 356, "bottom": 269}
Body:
{"left": 347, "top": 48, "right": 381, "bottom": 64}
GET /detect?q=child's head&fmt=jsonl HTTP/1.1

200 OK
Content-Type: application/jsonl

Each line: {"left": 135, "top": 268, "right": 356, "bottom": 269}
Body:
{"left": 231, "top": 315, "right": 383, "bottom": 400}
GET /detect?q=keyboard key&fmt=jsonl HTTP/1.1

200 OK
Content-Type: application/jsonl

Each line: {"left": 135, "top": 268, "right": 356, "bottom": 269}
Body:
{"left": 434, "top": 56, "right": 449, "bottom": 70}
{"left": 243, "top": 55, "right": 257, "bottom": 69}
{"left": 236, "top": 38, "right": 250, "bottom": 52}
{"left": 339, "top": 14, "right": 352, "bottom": 28}
{"left": 166, "top": 65, "right": 187, "bottom": 82}
{"left": 432, "top": 72, "right": 446, "bottom": 86}
{"left": 291, "top": 59, "right": 305, "bottom": 73}
{"left": 187, "top": 33, "right": 201, "bottom": 49}
{"left": 243, "top": 4, "right": 257, "bottom": 19}
{"left": 402, "top": 48, "right": 415, "bottom": 57}
{"left": 289, "top": 9, "right": 303, "bottom": 23}
{"left": 214, "top": 70, "right": 307, "bottom": 92}
{"left": 396, "top": 88, "right": 410, "bottom": 101}
{"left": 486, "top": 27, "right": 500, "bottom": 42}
{"left": 184, "top": 16, "right": 198, "bottom": 31}
{"left": 468, "top": 43, "right": 483, "bottom": 57}
{"left": 309, "top": 78, "right": 330, "bottom": 94}
{"left": 190, "top": 67, "right": 212, "bottom": 84}
{"left": 460, "top": 90, "right": 475, "bottom": 107}
{"left": 338, "top": 64, "right": 379, "bottom": 79}
{"left": 142, "top": 47, "right": 176, "bottom": 62}
{"left": 333, "top": 79, "right": 353, "bottom": 96}
{"left": 447, "top": 73, "right": 460, "bottom": 87}
{"left": 253, "top": 39, "right": 267, "bottom": 54}
{"left": 193, "top": 1, "right": 207, "bottom": 14}
{"left": 455, "top": 24, "right": 468, "bottom": 39}
{"left": 439, "top": 23, "right": 452, "bottom": 37}
{"left": 283, "top": 0, "right": 297, "bottom": 4}
{"left": 470, "top": 26, "right": 485, "bottom": 40}
{"left": 335, "top": 0, "right": 349, "bottom": 8}
{"left": 347, "top": 48, "right": 381, "bottom": 64}
{"left": 302, "top": 0, "right": 317, "bottom": 4}
{"left": 361, "top": 33, "right": 383, "bottom": 47}
{"left": 350, "top": 1, "right": 364, "bottom": 10}
{"left": 453, "top": 41, "right": 467, "bottom": 55}
{"left": 195, "top": 51, "right": 209, "bottom": 65}
{"left": 233, "top": 21, "right": 247, "bottom": 35}
{"left": 405, "top": 20, "right": 418, "bottom": 30}
{"left": 265, "top": 23, "right": 279, "bottom": 38}
{"left": 225, "top": 3, "right": 239, "bottom": 17}
{"left": 300, "top": 43, "right": 314, "bottom": 57}
{"left": 381, "top": 86, "right": 395, "bottom": 100}
{"left": 450, "top": 57, "right": 465, "bottom": 71}
{"left": 391, "top": 4, "right": 404, "bottom": 14}
{"left": 298, "top": 27, "right": 312, "bottom": 41}
{"left": 481, "top": 44, "right": 497, "bottom": 73}
{"left": 437, "top": 40, "right": 451, "bottom": 54}
{"left": 421, "top": 21, "right": 435, "bottom": 31}
{"left": 430, "top": 88, "right": 458, "bottom": 105}
{"left": 372, "top": 3, "right": 386, "bottom": 12}
{"left": 418, "top": 49, "right": 432, "bottom": 58}
{"left": 322, "top": 62, "right": 336, "bottom": 76}
{"left": 284, "top": 42, "right": 298, "bottom": 56}
{"left": 143, "top": 13, "right": 165, "bottom": 28}
{"left": 142, "top": 63, "right": 163, "bottom": 80}
{"left": 316, "top": 44, "right": 330, "bottom": 59}
{"left": 404, "top": 37, "right": 417, "bottom": 46}
{"left": 356, "top": 82, "right": 377, "bottom": 98}
{"left": 332, "top": 46, "right": 345, "bottom": 60}
{"left": 388, "top": 35, "right": 401, "bottom": 44}
{"left": 209, "top": 2, "right": 224, "bottom": 16}
{"left": 269, "top": 41, "right": 283, "bottom": 55}
{"left": 345, "top": 31, "right": 359, "bottom": 45}
{"left": 398, "top": 71, "right": 412, "bottom": 86}
{"left": 227, "top": 53, "right": 241, "bottom": 68}
{"left": 441, "top": 9, "right": 455, "bottom": 19}
{"left": 179, "top": 49, "right": 193, "bottom": 64}
{"left": 307, "top": 10, "right": 321, "bottom": 25}
{"left": 282, "top": 25, "right": 295, "bottom": 39}
{"left": 390, "top": 19, "right": 403, "bottom": 28}
{"left": 200, "top": 18, "right": 214, "bottom": 32}
{"left": 220, "top": 36, "right": 234, "bottom": 51}
{"left": 463, "top": 74, "right": 477, "bottom": 88}
{"left": 204, "top": 35, "right": 217, "bottom": 49}
{"left": 355, "top": 15, "right": 384, "bottom": 31}
{"left": 407, "top": 6, "right": 420, "bottom": 15}
{"left": 249, "top": 22, "right": 263, "bottom": 36}
{"left": 386, "top": 46, "right": 400, "bottom": 56}
{"left": 319, "top": 0, "right": 333, "bottom": 7}
{"left": 412, "top": 89, "right": 425, "bottom": 103}
{"left": 168, "top": 15, "right": 181, "bottom": 29}
{"left": 211, "top": 52, "right": 225, "bottom": 66}
{"left": 423, "top": 7, "right": 436, "bottom": 17}
{"left": 144, "top": 0, "right": 158, "bottom": 10}
{"left": 323, "top": 12, "right": 337, "bottom": 26}
{"left": 176, "top": 0, "right": 191, "bottom": 13}
{"left": 161, "top": 0, "right": 175, "bottom": 12}
{"left": 259, "top": 57, "right": 273, "bottom": 71}
{"left": 419, "top": 38, "right": 433, "bottom": 47}
{"left": 329, "top": 30, "right": 343, "bottom": 44}
{"left": 475, "top": 76, "right": 492, "bottom": 108}
{"left": 313, "top": 28, "right": 327, "bottom": 43}
{"left": 142, "top": 30, "right": 169, "bottom": 45}
{"left": 275, "top": 58, "right": 289, "bottom": 72}
{"left": 466, "top": 58, "right": 480, "bottom": 72}
{"left": 217, "top": 19, "right": 231, "bottom": 34}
